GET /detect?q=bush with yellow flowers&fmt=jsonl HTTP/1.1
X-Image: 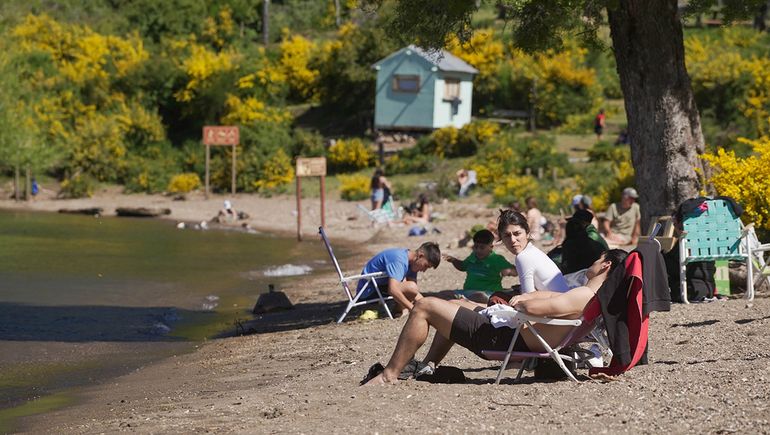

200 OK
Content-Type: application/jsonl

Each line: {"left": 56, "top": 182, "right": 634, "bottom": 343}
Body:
{"left": 686, "top": 28, "right": 770, "bottom": 143}
{"left": 702, "top": 137, "right": 770, "bottom": 233}
{"left": 252, "top": 148, "right": 295, "bottom": 192}
{"left": 327, "top": 138, "right": 373, "bottom": 173}
{"left": 499, "top": 43, "right": 602, "bottom": 127}
{"left": 419, "top": 121, "right": 500, "bottom": 158}
{"left": 338, "top": 174, "right": 370, "bottom": 201}
{"left": 167, "top": 173, "right": 202, "bottom": 194}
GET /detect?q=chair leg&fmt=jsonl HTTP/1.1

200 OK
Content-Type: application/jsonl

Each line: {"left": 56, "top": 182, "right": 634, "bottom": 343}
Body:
{"left": 337, "top": 301, "right": 354, "bottom": 324}
{"left": 514, "top": 360, "right": 527, "bottom": 382}
{"left": 527, "top": 322, "right": 578, "bottom": 382}
{"left": 495, "top": 327, "right": 522, "bottom": 385}
{"left": 746, "top": 254, "right": 755, "bottom": 301}
{"left": 680, "top": 262, "right": 689, "bottom": 304}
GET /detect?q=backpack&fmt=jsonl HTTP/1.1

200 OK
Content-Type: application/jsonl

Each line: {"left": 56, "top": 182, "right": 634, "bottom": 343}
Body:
{"left": 663, "top": 241, "right": 716, "bottom": 302}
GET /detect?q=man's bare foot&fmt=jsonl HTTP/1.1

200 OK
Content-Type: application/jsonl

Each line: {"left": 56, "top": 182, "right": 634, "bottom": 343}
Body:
{"left": 363, "top": 372, "right": 398, "bottom": 386}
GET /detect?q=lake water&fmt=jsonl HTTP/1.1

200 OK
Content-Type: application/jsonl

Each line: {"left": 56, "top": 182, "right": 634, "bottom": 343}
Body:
{"left": 0, "top": 209, "right": 331, "bottom": 431}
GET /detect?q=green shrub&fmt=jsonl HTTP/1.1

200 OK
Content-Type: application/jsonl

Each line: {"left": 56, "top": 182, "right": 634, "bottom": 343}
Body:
{"left": 59, "top": 173, "right": 96, "bottom": 198}
{"left": 338, "top": 174, "right": 370, "bottom": 201}
{"left": 587, "top": 141, "right": 631, "bottom": 162}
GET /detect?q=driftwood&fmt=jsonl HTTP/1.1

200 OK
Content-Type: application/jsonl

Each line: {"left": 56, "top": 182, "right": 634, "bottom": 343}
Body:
{"left": 115, "top": 207, "right": 171, "bottom": 218}
{"left": 58, "top": 207, "right": 103, "bottom": 216}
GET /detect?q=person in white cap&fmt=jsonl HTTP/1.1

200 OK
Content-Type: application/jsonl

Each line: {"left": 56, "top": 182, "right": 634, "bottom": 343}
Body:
{"left": 600, "top": 187, "right": 641, "bottom": 246}
{"left": 218, "top": 200, "right": 237, "bottom": 221}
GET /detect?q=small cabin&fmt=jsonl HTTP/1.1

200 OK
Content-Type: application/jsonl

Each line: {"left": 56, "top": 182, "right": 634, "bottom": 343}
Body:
{"left": 372, "top": 45, "right": 478, "bottom": 131}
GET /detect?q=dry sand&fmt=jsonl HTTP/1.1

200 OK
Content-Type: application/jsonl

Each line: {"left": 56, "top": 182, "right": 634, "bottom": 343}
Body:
{"left": 2, "top": 188, "right": 770, "bottom": 434}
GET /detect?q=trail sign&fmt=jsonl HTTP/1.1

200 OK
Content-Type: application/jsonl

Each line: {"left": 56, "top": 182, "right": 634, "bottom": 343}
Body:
{"left": 203, "top": 126, "right": 239, "bottom": 145}
{"left": 296, "top": 157, "right": 327, "bottom": 177}
{"left": 294, "top": 157, "right": 327, "bottom": 241}
{"left": 202, "top": 126, "right": 240, "bottom": 197}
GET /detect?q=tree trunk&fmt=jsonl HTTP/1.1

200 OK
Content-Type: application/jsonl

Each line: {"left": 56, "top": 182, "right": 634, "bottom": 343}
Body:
{"left": 262, "top": 0, "right": 269, "bottom": 46}
{"left": 13, "top": 165, "right": 20, "bottom": 201}
{"left": 25, "top": 167, "right": 31, "bottom": 202}
{"left": 608, "top": 0, "right": 707, "bottom": 229}
{"left": 754, "top": 2, "right": 768, "bottom": 32}
{"left": 334, "top": 0, "right": 341, "bottom": 27}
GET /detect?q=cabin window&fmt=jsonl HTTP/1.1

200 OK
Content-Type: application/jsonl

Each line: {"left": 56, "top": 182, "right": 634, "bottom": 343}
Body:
{"left": 392, "top": 75, "right": 420, "bottom": 93}
{"left": 444, "top": 79, "right": 461, "bottom": 100}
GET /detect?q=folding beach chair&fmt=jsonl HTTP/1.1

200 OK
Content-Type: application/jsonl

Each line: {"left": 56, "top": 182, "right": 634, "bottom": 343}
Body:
{"left": 318, "top": 227, "right": 394, "bottom": 323}
{"left": 482, "top": 252, "right": 647, "bottom": 382}
{"left": 357, "top": 200, "right": 403, "bottom": 225}
{"left": 744, "top": 224, "right": 770, "bottom": 294}
{"left": 678, "top": 199, "right": 752, "bottom": 303}
{"left": 481, "top": 297, "right": 605, "bottom": 383}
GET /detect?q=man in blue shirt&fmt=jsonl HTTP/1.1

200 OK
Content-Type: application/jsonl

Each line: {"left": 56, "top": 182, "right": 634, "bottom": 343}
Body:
{"left": 357, "top": 242, "right": 441, "bottom": 316}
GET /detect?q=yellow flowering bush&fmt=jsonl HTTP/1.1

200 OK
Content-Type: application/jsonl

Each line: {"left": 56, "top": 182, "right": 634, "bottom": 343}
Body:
{"left": 448, "top": 29, "right": 504, "bottom": 97}
{"left": 702, "top": 137, "right": 770, "bottom": 231}
{"left": 202, "top": 7, "right": 235, "bottom": 48}
{"left": 167, "top": 173, "right": 202, "bottom": 194}
{"left": 338, "top": 174, "right": 370, "bottom": 201}
{"left": 686, "top": 28, "right": 770, "bottom": 138}
{"left": 221, "top": 94, "right": 292, "bottom": 125}
{"left": 492, "top": 175, "right": 539, "bottom": 204}
{"left": 421, "top": 121, "right": 500, "bottom": 158}
{"left": 277, "top": 31, "right": 319, "bottom": 101}
{"left": 589, "top": 160, "right": 636, "bottom": 213}
{"left": 253, "top": 148, "right": 295, "bottom": 191}
{"left": 327, "top": 138, "right": 373, "bottom": 172}
{"left": 502, "top": 43, "right": 601, "bottom": 127}
{"left": 174, "top": 43, "right": 238, "bottom": 102}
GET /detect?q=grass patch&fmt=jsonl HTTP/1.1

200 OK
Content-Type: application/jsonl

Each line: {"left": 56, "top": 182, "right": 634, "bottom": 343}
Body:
{"left": 0, "top": 392, "right": 74, "bottom": 433}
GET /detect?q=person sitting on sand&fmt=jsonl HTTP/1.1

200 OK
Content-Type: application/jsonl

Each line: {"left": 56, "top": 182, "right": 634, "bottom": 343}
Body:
{"left": 356, "top": 242, "right": 441, "bottom": 317}
{"left": 361, "top": 248, "right": 627, "bottom": 385}
{"left": 403, "top": 193, "right": 430, "bottom": 225}
{"left": 442, "top": 229, "right": 515, "bottom": 304}
{"left": 218, "top": 200, "right": 237, "bottom": 222}
{"left": 600, "top": 187, "right": 641, "bottom": 246}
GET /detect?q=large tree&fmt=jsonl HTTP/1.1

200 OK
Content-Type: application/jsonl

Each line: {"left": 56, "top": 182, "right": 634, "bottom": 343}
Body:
{"left": 370, "top": 0, "right": 764, "bottom": 225}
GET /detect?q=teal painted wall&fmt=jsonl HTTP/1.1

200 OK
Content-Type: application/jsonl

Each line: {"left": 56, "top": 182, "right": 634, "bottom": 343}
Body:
{"left": 374, "top": 51, "right": 436, "bottom": 129}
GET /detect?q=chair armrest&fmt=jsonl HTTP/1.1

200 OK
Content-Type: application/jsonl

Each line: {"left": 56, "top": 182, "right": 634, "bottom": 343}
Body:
{"left": 342, "top": 271, "right": 387, "bottom": 282}
{"left": 490, "top": 309, "right": 583, "bottom": 327}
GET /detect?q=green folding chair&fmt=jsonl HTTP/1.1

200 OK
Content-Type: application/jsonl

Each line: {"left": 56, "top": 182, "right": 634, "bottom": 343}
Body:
{"left": 678, "top": 199, "right": 752, "bottom": 303}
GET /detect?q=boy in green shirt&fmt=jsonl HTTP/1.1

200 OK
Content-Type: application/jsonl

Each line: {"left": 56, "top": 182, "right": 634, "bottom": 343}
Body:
{"left": 443, "top": 229, "right": 515, "bottom": 303}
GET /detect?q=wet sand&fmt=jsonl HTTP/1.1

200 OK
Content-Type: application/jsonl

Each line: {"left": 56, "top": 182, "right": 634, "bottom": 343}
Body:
{"left": 2, "top": 189, "right": 770, "bottom": 433}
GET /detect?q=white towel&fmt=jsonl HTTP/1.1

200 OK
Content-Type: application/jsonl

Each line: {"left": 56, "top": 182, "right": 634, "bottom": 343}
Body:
{"left": 479, "top": 304, "right": 523, "bottom": 329}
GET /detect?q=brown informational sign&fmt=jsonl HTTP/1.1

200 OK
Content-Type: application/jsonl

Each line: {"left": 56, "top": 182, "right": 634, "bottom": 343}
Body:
{"left": 296, "top": 157, "right": 327, "bottom": 177}
{"left": 294, "top": 157, "right": 327, "bottom": 240}
{"left": 203, "top": 126, "right": 240, "bottom": 146}
{"left": 202, "top": 126, "right": 240, "bottom": 196}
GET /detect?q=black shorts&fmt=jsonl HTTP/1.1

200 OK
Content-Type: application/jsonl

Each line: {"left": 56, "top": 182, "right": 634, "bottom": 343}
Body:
{"left": 450, "top": 306, "right": 530, "bottom": 359}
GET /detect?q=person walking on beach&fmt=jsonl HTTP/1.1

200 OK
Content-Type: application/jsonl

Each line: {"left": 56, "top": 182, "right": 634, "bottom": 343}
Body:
{"left": 594, "top": 108, "right": 606, "bottom": 141}
{"left": 356, "top": 242, "right": 441, "bottom": 317}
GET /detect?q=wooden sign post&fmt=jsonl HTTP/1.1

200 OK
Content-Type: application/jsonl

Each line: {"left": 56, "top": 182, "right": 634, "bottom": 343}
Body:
{"left": 202, "top": 126, "right": 240, "bottom": 198}
{"left": 295, "top": 157, "right": 327, "bottom": 241}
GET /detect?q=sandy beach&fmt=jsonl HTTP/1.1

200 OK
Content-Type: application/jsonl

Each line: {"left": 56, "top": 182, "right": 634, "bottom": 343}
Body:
{"left": 2, "top": 189, "right": 770, "bottom": 433}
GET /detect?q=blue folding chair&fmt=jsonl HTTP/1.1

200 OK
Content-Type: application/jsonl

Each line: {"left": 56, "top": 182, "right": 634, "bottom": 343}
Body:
{"left": 678, "top": 199, "right": 753, "bottom": 303}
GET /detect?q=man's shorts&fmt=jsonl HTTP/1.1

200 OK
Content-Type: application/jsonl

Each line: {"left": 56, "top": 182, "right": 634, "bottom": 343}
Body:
{"left": 450, "top": 306, "right": 530, "bottom": 359}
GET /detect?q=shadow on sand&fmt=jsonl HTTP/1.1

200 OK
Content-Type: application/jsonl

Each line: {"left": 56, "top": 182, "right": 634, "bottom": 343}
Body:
{"left": 0, "top": 302, "right": 200, "bottom": 342}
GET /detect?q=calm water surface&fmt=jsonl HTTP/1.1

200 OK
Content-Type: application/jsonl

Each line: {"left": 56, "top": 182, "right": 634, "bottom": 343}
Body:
{"left": 0, "top": 209, "right": 330, "bottom": 431}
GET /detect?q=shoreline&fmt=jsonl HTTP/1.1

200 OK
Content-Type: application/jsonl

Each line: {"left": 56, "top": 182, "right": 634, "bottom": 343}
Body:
{"left": 4, "top": 190, "right": 770, "bottom": 433}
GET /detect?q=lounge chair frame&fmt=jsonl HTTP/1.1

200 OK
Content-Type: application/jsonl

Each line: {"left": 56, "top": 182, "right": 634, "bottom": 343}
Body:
{"left": 318, "top": 227, "right": 394, "bottom": 323}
